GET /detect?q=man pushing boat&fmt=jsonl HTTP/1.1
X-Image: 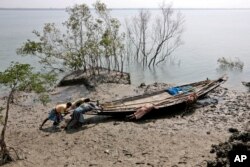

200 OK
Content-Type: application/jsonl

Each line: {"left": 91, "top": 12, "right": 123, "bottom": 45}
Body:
{"left": 65, "top": 99, "right": 102, "bottom": 129}
{"left": 39, "top": 102, "right": 72, "bottom": 130}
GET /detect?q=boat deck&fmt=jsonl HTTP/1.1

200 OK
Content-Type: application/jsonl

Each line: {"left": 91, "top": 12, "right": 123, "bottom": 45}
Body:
{"left": 90, "top": 76, "right": 228, "bottom": 115}
{"left": 102, "top": 81, "right": 209, "bottom": 111}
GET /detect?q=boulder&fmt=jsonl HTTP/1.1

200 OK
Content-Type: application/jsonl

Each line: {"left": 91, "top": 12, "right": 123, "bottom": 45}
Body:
{"left": 58, "top": 68, "right": 131, "bottom": 88}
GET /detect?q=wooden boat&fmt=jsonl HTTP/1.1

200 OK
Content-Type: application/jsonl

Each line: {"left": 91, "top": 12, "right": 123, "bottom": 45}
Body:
{"left": 91, "top": 76, "right": 228, "bottom": 117}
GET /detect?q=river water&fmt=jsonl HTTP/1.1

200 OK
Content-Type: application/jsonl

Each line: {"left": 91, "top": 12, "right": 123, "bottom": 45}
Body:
{"left": 0, "top": 9, "right": 250, "bottom": 91}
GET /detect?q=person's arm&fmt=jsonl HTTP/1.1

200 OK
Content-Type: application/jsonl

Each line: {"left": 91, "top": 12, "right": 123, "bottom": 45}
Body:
{"left": 63, "top": 107, "right": 72, "bottom": 116}
{"left": 68, "top": 105, "right": 75, "bottom": 111}
{"left": 94, "top": 105, "right": 103, "bottom": 113}
{"left": 63, "top": 111, "right": 70, "bottom": 116}
{"left": 88, "top": 103, "right": 103, "bottom": 113}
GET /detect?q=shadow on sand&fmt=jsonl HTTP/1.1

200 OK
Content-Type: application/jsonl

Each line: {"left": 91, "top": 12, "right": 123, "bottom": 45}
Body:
{"left": 65, "top": 115, "right": 116, "bottom": 134}
{"left": 41, "top": 99, "right": 213, "bottom": 134}
{"left": 40, "top": 126, "right": 62, "bottom": 133}
{"left": 64, "top": 103, "right": 198, "bottom": 133}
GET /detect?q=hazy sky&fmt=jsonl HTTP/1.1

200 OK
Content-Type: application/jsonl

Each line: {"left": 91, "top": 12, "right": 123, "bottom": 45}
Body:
{"left": 0, "top": 0, "right": 250, "bottom": 8}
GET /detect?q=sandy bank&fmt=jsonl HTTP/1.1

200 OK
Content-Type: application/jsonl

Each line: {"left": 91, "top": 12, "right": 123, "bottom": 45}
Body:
{"left": 0, "top": 83, "right": 249, "bottom": 167}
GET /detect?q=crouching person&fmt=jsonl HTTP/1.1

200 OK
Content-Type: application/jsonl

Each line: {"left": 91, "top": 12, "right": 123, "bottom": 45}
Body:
{"left": 65, "top": 101, "right": 102, "bottom": 130}
{"left": 39, "top": 102, "right": 72, "bottom": 130}
{"left": 70, "top": 98, "right": 92, "bottom": 110}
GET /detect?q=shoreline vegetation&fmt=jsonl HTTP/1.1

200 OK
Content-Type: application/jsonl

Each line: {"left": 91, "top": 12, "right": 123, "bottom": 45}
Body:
{"left": 217, "top": 57, "right": 244, "bottom": 71}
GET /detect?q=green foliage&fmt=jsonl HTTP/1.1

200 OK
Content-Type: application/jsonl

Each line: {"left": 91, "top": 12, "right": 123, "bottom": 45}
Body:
{"left": 0, "top": 115, "right": 3, "bottom": 125}
{"left": 217, "top": 57, "right": 244, "bottom": 71}
{"left": 17, "top": 1, "right": 125, "bottom": 74}
{"left": 0, "top": 63, "right": 32, "bottom": 88}
{"left": 38, "top": 93, "right": 51, "bottom": 106}
{"left": 0, "top": 107, "right": 4, "bottom": 124}
{"left": 0, "top": 62, "right": 57, "bottom": 164}
{"left": 16, "top": 40, "right": 43, "bottom": 55}
{"left": 0, "top": 62, "right": 56, "bottom": 105}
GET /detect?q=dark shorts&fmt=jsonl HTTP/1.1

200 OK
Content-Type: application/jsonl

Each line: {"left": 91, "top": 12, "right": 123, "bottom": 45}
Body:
{"left": 48, "top": 109, "right": 62, "bottom": 123}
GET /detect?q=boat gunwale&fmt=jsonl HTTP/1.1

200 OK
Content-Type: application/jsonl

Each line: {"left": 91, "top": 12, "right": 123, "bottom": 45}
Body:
{"left": 96, "top": 76, "right": 227, "bottom": 114}
{"left": 102, "top": 80, "right": 210, "bottom": 105}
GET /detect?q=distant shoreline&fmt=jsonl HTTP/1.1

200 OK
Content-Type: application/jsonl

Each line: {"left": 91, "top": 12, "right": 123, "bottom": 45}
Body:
{"left": 1, "top": 8, "right": 250, "bottom": 11}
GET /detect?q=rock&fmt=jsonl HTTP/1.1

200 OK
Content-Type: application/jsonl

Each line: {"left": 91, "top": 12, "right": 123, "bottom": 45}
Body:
{"left": 122, "top": 150, "right": 132, "bottom": 157}
{"left": 210, "top": 148, "right": 215, "bottom": 153}
{"left": 210, "top": 105, "right": 216, "bottom": 109}
{"left": 207, "top": 131, "right": 250, "bottom": 166}
{"left": 104, "top": 149, "right": 110, "bottom": 154}
{"left": 58, "top": 69, "right": 131, "bottom": 87}
{"left": 228, "top": 128, "right": 239, "bottom": 133}
{"left": 244, "top": 121, "right": 250, "bottom": 132}
{"left": 139, "top": 82, "right": 146, "bottom": 88}
{"left": 58, "top": 70, "right": 91, "bottom": 87}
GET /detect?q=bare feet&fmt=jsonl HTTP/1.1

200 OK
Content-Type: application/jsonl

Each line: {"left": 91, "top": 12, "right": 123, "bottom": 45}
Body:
{"left": 61, "top": 125, "right": 68, "bottom": 130}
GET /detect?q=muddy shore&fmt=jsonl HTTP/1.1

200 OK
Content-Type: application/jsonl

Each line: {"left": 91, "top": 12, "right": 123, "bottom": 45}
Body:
{"left": 0, "top": 83, "right": 249, "bottom": 167}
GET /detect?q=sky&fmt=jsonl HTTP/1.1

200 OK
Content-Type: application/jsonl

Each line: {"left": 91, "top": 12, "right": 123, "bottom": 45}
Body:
{"left": 0, "top": 0, "right": 250, "bottom": 9}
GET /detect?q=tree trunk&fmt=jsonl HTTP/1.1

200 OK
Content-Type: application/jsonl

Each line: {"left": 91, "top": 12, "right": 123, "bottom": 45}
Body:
{"left": 0, "top": 89, "right": 14, "bottom": 164}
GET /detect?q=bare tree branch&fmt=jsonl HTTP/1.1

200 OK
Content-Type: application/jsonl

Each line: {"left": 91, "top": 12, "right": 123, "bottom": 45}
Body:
{"left": 127, "top": 1, "right": 184, "bottom": 69}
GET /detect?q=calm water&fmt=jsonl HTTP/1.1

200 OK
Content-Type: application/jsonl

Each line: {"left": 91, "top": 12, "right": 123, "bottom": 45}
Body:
{"left": 0, "top": 9, "right": 250, "bottom": 91}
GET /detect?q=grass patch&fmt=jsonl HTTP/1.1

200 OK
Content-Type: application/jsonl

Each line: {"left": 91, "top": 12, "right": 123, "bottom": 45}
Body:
{"left": 0, "top": 106, "right": 4, "bottom": 112}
